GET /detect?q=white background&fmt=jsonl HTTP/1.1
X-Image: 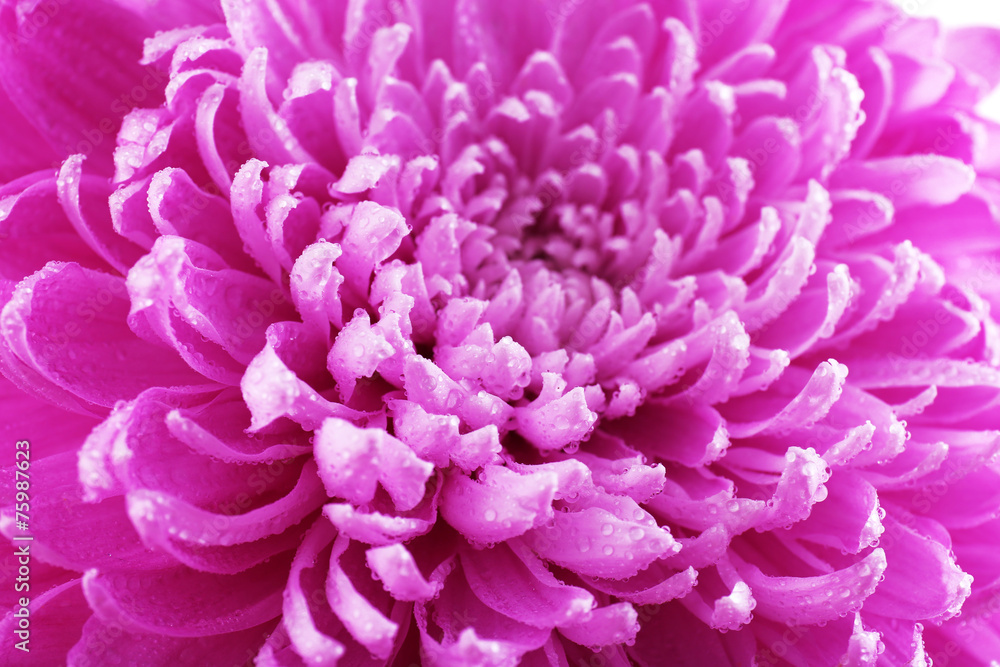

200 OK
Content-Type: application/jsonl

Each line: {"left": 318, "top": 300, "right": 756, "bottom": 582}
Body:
{"left": 898, "top": 0, "right": 1000, "bottom": 117}
{"left": 909, "top": 0, "right": 1000, "bottom": 27}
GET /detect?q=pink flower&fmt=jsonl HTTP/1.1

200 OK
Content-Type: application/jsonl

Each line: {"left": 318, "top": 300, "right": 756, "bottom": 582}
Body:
{"left": 2, "top": 0, "right": 1000, "bottom": 664}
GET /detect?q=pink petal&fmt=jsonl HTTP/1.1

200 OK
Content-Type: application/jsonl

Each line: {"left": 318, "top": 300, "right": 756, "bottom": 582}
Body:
{"left": 366, "top": 543, "right": 439, "bottom": 602}
{"left": 322, "top": 502, "right": 435, "bottom": 547}
{"left": 57, "top": 155, "right": 145, "bottom": 274}
{"left": 415, "top": 558, "right": 550, "bottom": 665}
{"left": 527, "top": 492, "right": 679, "bottom": 579}
{"left": 280, "top": 520, "right": 344, "bottom": 666}
{"left": 514, "top": 374, "right": 597, "bottom": 452}
{"left": 1, "top": 452, "right": 170, "bottom": 573}
{"left": 147, "top": 167, "right": 258, "bottom": 274}
{"left": 558, "top": 602, "right": 638, "bottom": 649}
{"left": 231, "top": 159, "right": 283, "bottom": 283}
{"left": 440, "top": 465, "right": 558, "bottom": 547}
{"left": 738, "top": 548, "right": 887, "bottom": 625}
{"left": 604, "top": 400, "right": 729, "bottom": 468}
{"left": 125, "top": 461, "right": 324, "bottom": 574}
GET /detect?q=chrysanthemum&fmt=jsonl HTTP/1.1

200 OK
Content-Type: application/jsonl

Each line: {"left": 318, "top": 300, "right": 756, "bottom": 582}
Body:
{"left": 3, "top": 0, "right": 1000, "bottom": 664}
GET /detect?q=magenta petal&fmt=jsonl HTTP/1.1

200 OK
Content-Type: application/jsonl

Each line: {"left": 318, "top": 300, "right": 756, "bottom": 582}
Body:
{"left": 280, "top": 63, "right": 349, "bottom": 174}
{"left": 0, "top": 0, "right": 160, "bottom": 173}
{"left": 605, "top": 400, "right": 729, "bottom": 467}
{"left": 195, "top": 83, "right": 243, "bottom": 193}
{"left": 944, "top": 26, "right": 1000, "bottom": 89}
{"left": 573, "top": 432, "right": 666, "bottom": 503}
{"left": 461, "top": 542, "right": 595, "bottom": 629}
{"left": 722, "top": 361, "right": 849, "bottom": 439}
{"left": 0, "top": 174, "right": 108, "bottom": 282}
{"left": 390, "top": 398, "right": 503, "bottom": 471}
{"left": 830, "top": 155, "right": 975, "bottom": 209}
{"left": 630, "top": 599, "right": 754, "bottom": 667}
{"left": 0, "top": 85, "right": 60, "bottom": 182}
{"left": 514, "top": 374, "right": 598, "bottom": 451}
{"left": 239, "top": 48, "right": 317, "bottom": 165}
{"left": 0, "top": 580, "right": 89, "bottom": 664}
{"left": 125, "top": 461, "right": 325, "bottom": 573}
{"left": 753, "top": 262, "right": 851, "bottom": 358}
{"left": 127, "top": 235, "right": 295, "bottom": 372}
{"left": 165, "top": 404, "right": 311, "bottom": 465}
{"left": 732, "top": 116, "right": 801, "bottom": 197}
{"left": 527, "top": 492, "right": 679, "bottom": 580}
{"left": 559, "top": 602, "right": 638, "bottom": 649}
{"left": 337, "top": 201, "right": 410, "bottom": 293}
{"left": 67, "top": 616, "right": 273, "bottom": 667}
{"left": 402, "top": 355, "right": 513, "bottom": 431}
{"left": 242, "top": 325, "right": 367, "bottom": 431}
{"left": 223, "top": 0, "right": 313, "bottom": 85}
{"left": 0, "top": 374, "right": 100, "bottom": 460}
{"left": 326, "top": 310, "right": 396, "bottom": 401}
{"left": 281, "top": 520, "right": 344, "bottom": 666}
{"left": 124, "top": 268, "right": 238, "bottom": 383}
{"left": 1, "top": 453, "right": 171, "bottom": 572}
{"left": 82, "top": 386, "right": 303, "bottom": 508}
{"left": 2, "top": 262, "right": 201, "bottom": 408}
{"left": 864, "top": 515, "right": 973, "bottom": 622}
{"left": 587, "top": 564, "right": 699, "bottom": 606}
{"left": 231, "top": 159, "right": 284, "bottom": 283}
{"left": 841, "top": 613, "right": 882, "bottom": 667}
{"left": 110, "top": 177, "right": 158, "bottom": 250}
{"left": 82, "top": 558, "right": 289, "bottom": 637}
{"left": 416, "top": 558, "right": 550, "bottom": 665}
{"left": 57, "top": 156, "right": 146, "bottom": 274}
{"left": 290, "top": 241, "right": 345, "bottom": 340}
{"left": 322, "top": 502, "right": 434, "bottom": 546}
{"left": 787, "top": 471, "right": 884, "bottom": 554}
{"left": 756, "top": 446, "right": 832, "bottom": 532}
{"left": 148, "top": 167, "right": 258, "bottom": 274}
{"left": 324, "top": 536, "right": 399, "bottom": 660}
{"left": 868, "top": 615, "right": 927, "bottom": 665}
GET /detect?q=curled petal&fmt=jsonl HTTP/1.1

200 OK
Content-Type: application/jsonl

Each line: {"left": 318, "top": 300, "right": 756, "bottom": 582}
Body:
{"left": 314, "top": 417, "right": 433, "bottom": 511}
{"left": 366, "top": 543, "right": 439, "bottom": 602}
{"left": 739, "top": 548, "right": 887, "bottom": 626}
